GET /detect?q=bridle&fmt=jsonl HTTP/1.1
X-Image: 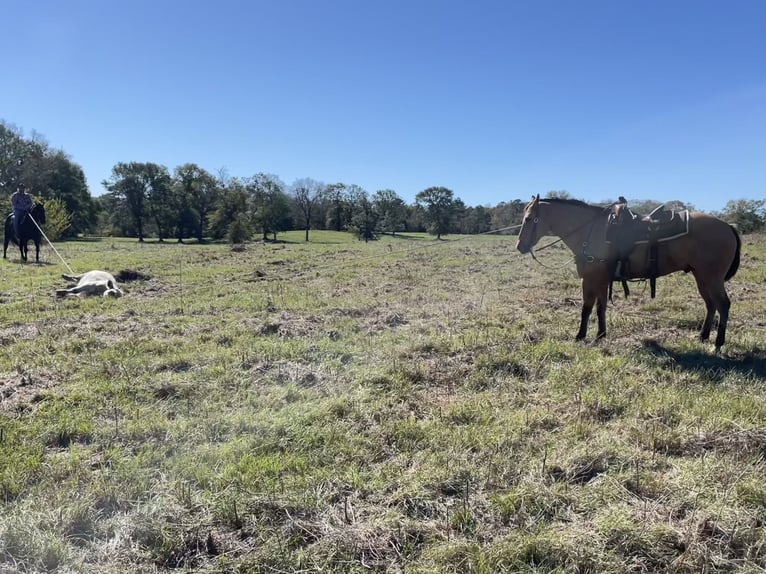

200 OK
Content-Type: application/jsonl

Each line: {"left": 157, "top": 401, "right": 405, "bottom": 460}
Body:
{"left": 522, "top": 200, "right": 616, "bottom": 269}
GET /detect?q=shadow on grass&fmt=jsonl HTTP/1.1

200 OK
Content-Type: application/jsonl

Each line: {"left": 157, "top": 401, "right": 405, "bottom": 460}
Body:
{"left": 640, "top": 338, "right": 766, "bottom": 381}
{"left": 3, "top": 259, "right": 56, "bottom": 266}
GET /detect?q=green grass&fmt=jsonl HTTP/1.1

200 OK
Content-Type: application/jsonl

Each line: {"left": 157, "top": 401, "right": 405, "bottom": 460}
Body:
{"left": 0, "top": 231, "right": 764, "bottom": 572}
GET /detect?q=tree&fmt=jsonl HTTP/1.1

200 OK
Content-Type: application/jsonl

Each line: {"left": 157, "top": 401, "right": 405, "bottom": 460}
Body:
{"left": 373, "top": 189, "right": 406, "bottom": 235}
{"left": 44, "top": 151, "right": 96, "bottom": 236}
{"left": 346, "top": 185, "right": 377, "bottom": 241}
{"left": 249, "top": 173, "right": 292, "bottom": 240}
{"left": 719, "top": 198, "right": 765, "bottom": 234}
{"left": 145, "top": 165, "right": 174, "bottom": 241}
{"left": 175, "top": 163, "right": 218, "bottom": 243}
{"left": 0, "top": 123, "right": 95, "bottom": 236}
{"left": 42, "top": 197, "right": 72, "bottom": 241}
{"left": 291, "top": 178, "right": 325, "bottom": 242}
{"left": 209, "top": 178, "right": 251, "bottom": 240}
{"left": 415, "top": 186, "right": 456, "bottom": 239}
{"left": 489, "top": 200, "right": 525, "bottom": 234}
{"left": 324, "top": 183, "right": 349, "bottom": 231}
{"left": 461, "top": 205, "right": 492, "bottom": 234}
{"left": 103, "top": 162, "right": 170, "bottom": 242}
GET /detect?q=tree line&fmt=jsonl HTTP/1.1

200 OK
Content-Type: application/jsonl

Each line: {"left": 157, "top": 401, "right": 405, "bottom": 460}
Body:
{"left": 2, "top": 121, "right": 764, "bottom": 242}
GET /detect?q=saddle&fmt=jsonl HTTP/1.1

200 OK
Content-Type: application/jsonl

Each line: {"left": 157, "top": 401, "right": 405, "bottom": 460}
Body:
{"left": 605, "top": 202, "right": 689, "bottom": 298}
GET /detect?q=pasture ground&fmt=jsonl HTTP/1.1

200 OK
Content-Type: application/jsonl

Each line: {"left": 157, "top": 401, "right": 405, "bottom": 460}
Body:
{"left": 0, "top": 230, "right": 765, "bottom": 573}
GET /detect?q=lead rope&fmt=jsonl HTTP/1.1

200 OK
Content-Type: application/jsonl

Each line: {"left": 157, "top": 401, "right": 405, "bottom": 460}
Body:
{"left": 26, "top": 213, "right": 75, "bottom": 275}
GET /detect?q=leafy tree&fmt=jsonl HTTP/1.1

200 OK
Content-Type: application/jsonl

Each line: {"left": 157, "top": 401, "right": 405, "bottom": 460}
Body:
{"left": 415, "top": 186, "right": 456, "bottom": 239}
{"left": 373, "top": 189, "right": 406, "bottom": 235}
{"left": 93, "top": 193, "right": 134, "bottom": 236}
{"left": 175, "top": 163, "right": 218, "bottom": 242}
{"left": 461, "top": 205, "right": 492, "bottom": 234}
{"left": 489, "top": 200, "right": 525, "bottom": 234}
{"left": 103, "top": 162, "right": 170, "bottom": 242}
{"left": 42, "top": 197, "right": 72, "bottom": 241}
{"left": 346, "top": 185, "right": 378, "bottom": 241}
{"left": 209, "top": 179, "right": 251, "bottom": 240}
{"left": 719, "top": 198, "right": 765, "bottom": 234}
{"left": 620, "top": 198, "right": 696, "bottom": 215}
{"left": 324, "top": 183, "right": 349, "bottom": 231}
{"left": 249, "top": 173, "right": 292, "bottom": 240}
{"left": 291, "top": 178, "right": 325, "bottom": 242}
{"left": 145, "top": 165, "right": 174, "bottom": 241}
{"left": 0, "top": 122, "right": 27, "bottom": 191}
{"left": 44, "top": 151, "right": 96, "bottom": 236}
{"left": 0, "top": 123, "right": 94, "bottom": 236}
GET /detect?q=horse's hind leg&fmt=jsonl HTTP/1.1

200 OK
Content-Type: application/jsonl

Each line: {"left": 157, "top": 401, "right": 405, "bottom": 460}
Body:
{"left": 693, "top": 275, "right": 716, "bottom": 342}
{"left": 710, "top": 283, "right": 731, "bottom": 350}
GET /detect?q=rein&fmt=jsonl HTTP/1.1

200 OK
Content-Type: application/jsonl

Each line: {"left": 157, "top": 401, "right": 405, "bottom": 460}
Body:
{"left": 526, "top": 201, "right": 616, "bottom": 269}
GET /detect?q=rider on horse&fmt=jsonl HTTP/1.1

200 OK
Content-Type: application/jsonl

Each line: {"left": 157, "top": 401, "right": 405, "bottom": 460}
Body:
{"left": 11, "top": 182, "right": 34, "bottom": 239}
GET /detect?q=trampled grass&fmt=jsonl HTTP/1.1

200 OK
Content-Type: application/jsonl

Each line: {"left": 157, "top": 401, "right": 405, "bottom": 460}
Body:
{"left": 0, "top": 232, "right": 764, "bottom": 573}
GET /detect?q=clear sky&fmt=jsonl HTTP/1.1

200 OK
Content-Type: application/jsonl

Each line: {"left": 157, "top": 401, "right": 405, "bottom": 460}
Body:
{"left": 2, "top": 0, "right": 764, "bottom": 212}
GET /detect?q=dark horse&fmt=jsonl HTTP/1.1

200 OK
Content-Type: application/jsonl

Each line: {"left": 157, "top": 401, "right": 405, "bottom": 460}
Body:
{"left": 3, "top": 202, "right": 46, "bottom": 262}
{"left": 516, "top": 196, "right": 741, "bottom": 351}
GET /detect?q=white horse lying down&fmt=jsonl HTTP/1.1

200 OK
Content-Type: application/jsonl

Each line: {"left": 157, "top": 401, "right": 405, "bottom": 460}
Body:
{"left": 56, "top": 270, "right": 124, "bottom": 298}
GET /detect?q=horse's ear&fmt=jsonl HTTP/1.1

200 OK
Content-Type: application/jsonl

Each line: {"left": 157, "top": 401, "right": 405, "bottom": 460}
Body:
{"left": 535, "top": 194, "right": 540, "bottom": 201}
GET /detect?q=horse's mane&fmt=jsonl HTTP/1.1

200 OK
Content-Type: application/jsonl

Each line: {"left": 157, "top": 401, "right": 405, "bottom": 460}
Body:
{"left": 541, "top": 197, "right": 610, "bottom": 214}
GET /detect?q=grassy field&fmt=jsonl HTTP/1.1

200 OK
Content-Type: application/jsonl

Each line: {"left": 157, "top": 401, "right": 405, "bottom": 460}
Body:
{"left": 0, "top": 230, "right": 764, "bottom": 573}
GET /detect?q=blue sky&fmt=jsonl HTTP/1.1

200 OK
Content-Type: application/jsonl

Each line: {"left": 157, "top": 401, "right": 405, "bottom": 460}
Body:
{"left": 2, "top": 0, "right": 763, "bottom": 212}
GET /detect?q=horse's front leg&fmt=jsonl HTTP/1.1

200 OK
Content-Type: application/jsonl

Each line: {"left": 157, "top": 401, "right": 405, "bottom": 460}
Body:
{"left": 595, "top": 289, "right": 608, "bottom": 340}
{"left": 577, "top": 276, "right": 609, "bottom": 341}
{"left": 576, "top": 280, "right": 596, "bottom": 341}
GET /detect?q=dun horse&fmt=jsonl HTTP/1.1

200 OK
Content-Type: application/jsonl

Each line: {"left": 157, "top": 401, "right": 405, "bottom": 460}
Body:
{"left": 516, "top": 195, "right": 741, "bottom": 351}
{"left": 3, "top": 202, "right": 46, "bottom": 262}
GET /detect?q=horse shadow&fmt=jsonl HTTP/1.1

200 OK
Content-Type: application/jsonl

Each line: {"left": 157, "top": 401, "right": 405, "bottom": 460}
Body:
{"left": 3, "top": 258, "right": 55, "bottom": 266}
{"left": 640, "top": 339, "right": 766, "bottom": 382}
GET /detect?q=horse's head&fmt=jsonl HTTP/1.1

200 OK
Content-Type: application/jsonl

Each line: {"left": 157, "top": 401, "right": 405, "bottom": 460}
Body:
{"left": 32, "top": 202, "right": 45, "bottom": 225}
{"left": 516, "top": 194, "right": 550, "bottom": 254}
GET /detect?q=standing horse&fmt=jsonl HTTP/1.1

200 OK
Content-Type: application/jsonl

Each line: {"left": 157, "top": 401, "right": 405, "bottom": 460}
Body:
{"left": 3, "top": 202, "right": 46, "bottom": 262}
{"left": 516, "top": 195, "right": 741, "bottom": 351}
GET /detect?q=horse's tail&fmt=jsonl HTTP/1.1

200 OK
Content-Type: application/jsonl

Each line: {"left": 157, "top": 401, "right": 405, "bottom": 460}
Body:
{"left": 724, "top": 224, "right": 741, "bottom": 281}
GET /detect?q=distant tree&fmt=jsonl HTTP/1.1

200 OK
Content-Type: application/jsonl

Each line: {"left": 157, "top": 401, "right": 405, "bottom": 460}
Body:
{"left": 718, "top": 198, "right": 765, "bottom": 234}
{"left": 42, "top": 197, "right": 72, "bottom": 241}
{"left": 545, "top": 190, "right": 573, "bottom": 200}
{"left": 291, "top": 178, "right": 325, "bottom": 242}
{"left": 489, "top": 200, "right": 525, "bottom": 234}
{"left": 346, "top": 185, "right": 378, "bottom": 241}
{"left": 175, "top": 163, "right": 218, "bottom": 242}
{"left": 44, "top": 151, "right": 96, "bottom": 236}
{"left": 93, "top": 193, "right": 134, "bottom": 236}
{"left": 373, "top": 189, "right": 406, "bottom": 235}
{"left": 461, "top": 205, "right": 492, "bottom": 234}
{"left": 209, "top": 178, "right": 251, "bottom": 240}
{"left": 323, "top": 183, "right": 349, "bottom": 231}
{"left": 144, "top": 165, "right": 174, "bottom": 241}
{"left": 415, "top": 186, "right": 456, "bottom": 239}
{"left": 102, "top": 162, "right": 153, "bottom": 242}
{"left": 249, "top": 173, "right": 292, "bottom": 240}
{"left": 0, "top": 122, "right": 27, "bottom": 191}
{"left": 0, "top": 123, "right": 95, "bottom": 236}
{"left": 622, "top": 198, "right": 696, "bottom": 215}
{"left": 405, "top": 203, "right": 427, "bottom": 232}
